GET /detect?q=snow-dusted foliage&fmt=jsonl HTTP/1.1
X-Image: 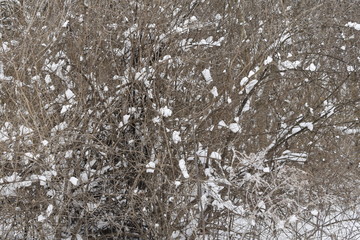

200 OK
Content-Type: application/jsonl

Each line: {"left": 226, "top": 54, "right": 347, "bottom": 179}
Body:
{"left": 0, "top": 0, "right": 359, "bottom": 239}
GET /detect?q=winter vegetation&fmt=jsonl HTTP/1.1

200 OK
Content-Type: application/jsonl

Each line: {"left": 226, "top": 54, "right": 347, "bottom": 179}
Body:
{"left": 0, "top": 0, "right": 359, "bottom": 239}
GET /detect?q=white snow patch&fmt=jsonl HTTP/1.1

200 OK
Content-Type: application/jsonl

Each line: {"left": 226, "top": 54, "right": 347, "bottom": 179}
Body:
{"left": 257, "top": 200, "right": 266, "bottom": 211}
{"left": 321, "top": 101, "right": 335, "bottom": 118}
{"left": 242, "top": 100, "right": 250, "bottom": 112}
{"left": 347, "top": 65, "right": 355, "bottom": 72}
{"left": 245, "top": 80, "right": 258, "bottom": 93}
{"left": 123, "top": 114, "right": 131, "bottom": 124}
{"left": 210, "top": 151, "right": 221, "bottom": 160}
{"left": 280, "top": 60, "right": 301, "bottom": 69}
{"left": 189, "top": 16, "right": 197, "bottom": 22}
{"left": 210, "top": 86, "right": 218, "bottom": 97}
{"left": 289, "top": 215, "right": 298, "bottom": 223}
{"left": 264, "top": 56, "right": 273, "bottom": 65}
{"left": 218, "top": 120, "right": 227, "bottom": 128}
{"left": 179, "top": 159, "right": 189, "bottom": 178}
{"left": 0, "top": 61, "right": 12, "bottom": 81}
{"left": 146, "top": 161, "right": 156, "bottom": 173}
{"left": 51, "top": 122, "right": 68, "bottom": 133}
{"left": 215, "top": 14, "right": 222, "bottom": 20}
{"left": 248, "top": 70, "right": 256, "bottom": 78}
{"left": 306, "top": 63, "right": 317, "bottom": 72}
{"left": 277, "top": 220, "right": 286, "bottom": 229}
{"left": 229, "top": 123, "right": 241, "bottom": 133}
{"left": 196, "top": 148, "right": 208, "bottom": 164}
{"left": 46, "top": 204, "right": 54, "bottom": 217}
{"left": 87, "top": 202, "right": 100, "bottom": 212}
{"left": 65, "top": 89, "right": 75, "bottom": 100}
{"left": 159, "top": 106, "right": 172, "bottom": 117}
{"left": 345, "top": 22, "right": 360, "bottom": 31}
{"left": 300, "top": 122, "right": 314, "bottom": 131}
{"left": 62, "top": 20, "right": 69, "bottom": 28}
{"left": 19, "top": 125, "right": 33, "bottom": 135}
{"left": 311, "top": 209, "right": 319, "bottom": 216}
{"left": 152, "top": 116, "right": 161, "bottom": 124}
{"left": 60, "top": 104, "right": 72, "bottom": 114}
{"left": 291, "top": 126, "right": 302, "bottom": 134}
{"left": 65, "top": 150, "right": 73, "bottom": 158}
{"left": 38, "top": 214, "right": 46, "bottom": 222}
{"left": 69, "top": 177, "right": 79, "bottom": 186}
{"left": 202, "top": 68, "right": 213, "bottom": 84}
{"left": 240, "top": 77, "right": 249, "bottom": 86}
{"left": 172, "top": 131, "right": 181, "bottom": 144}
{"left": 160, "top": 55, "right": 172, "bottom": 62}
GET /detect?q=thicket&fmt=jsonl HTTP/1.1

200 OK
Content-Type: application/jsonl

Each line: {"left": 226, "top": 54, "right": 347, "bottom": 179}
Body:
{"left": 0, "top": 0, "right": 359, "bottom": 239}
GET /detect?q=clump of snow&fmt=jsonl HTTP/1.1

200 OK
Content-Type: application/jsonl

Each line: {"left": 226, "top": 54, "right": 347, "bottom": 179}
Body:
{"left": 210, "top": 86, "right": 218, "bottom": 97}
{"left": 19, "top": 125, "right": 33, "bottom": 135}
{"left": 87, "top": 202, "right": 100, "bottom": 212}
{"left": 242, "top": 100, "right": 251, "bottom": 112}
{"left": 46, "top": 204, "right": 54, "bottom": 217}
{"left": 280, "top": 60, "right": 301, "bottom": 69}
{"left": 0, "top": 61, "right": 13, "bottom": 81}
{"left": 172, "top": 131, "right": 181, "bottom": 144}
{"left": 179, "top": 159, "right": 189, "bottom": 178}
{"left": 347, "top": 65, "right": 355, "bottom": 72}
{"left": 229, "top": 123, "right": 241, "bottom": 133}
{"left": 69, "top": 177, "right": 79, "bottom": 186}
{"left": 289, "top": 215, "right": 298, "bottom": 223}
{"left": 264, "top": 56, "right": 273, "bottom": 65}
{"left": 38, "top": 214, "right": 46, "bottom": 222}
{"left": 160, "top": 55, "right": 172, "bottom": 62}
{"left": 152, "top": 116, "right": 161, "bottom": 124}
{"left": 60, "top": 104, "right": 72, "bottom": 114}
{"left": 65, "top": 150, "right": 73, "bottom": 158}
{"left": 245, "top": 80, "right": 258, "bottom": 93}
{"left": 311, "top": 209, "right": 319, "bottom": 216}
{"left": 174, "top": 180, "right": 181, "bottom": 187}
{"left": 51, "top": 122, "right": 68, "bottom": 133}
{"left": 123, "top": 114, "right": 130, "bottom": 124}
{"left": 248, "top": 70, "right": 256, "bottom": 78}
{"left": 210, "top": 151, "right": 221, "bottom": 160}
{"left": 62, "top": 20, "right": 69, "bottom": 28}
{"left": 145, "top": 161, "right": 156, "bottom": 173}
{"left": 172, "top": 230, "right": 180, "bottom": 239}
{"left": 345, "top": 22, "right": 360, "bottom": 31}
{"left": 65, "top": 89, "right": 75, "bottom": 100}
{"left": 276, "top": 220, "right": 286, "bottom": 229}
{"left": 215, "top": 14, "right": 222, "bottom": 20}
{"left": 202, "top": 68, "right": 213, "bottom": 84}
{"left": 159, "top": 106, "right": 172, "bottom": 117}
{"left": 321, "top": 101, "right": 335, "bottom": 118}
{"left": 196, "top": 147, "right": 208, "bottom": 164}
{"left": 291, "top": 126, "right": 302, "bottom": 134}
{"left": 306, "top": 63, "right": 317, "bottom": 72}
{"left": 300, "top": 122, "right": 314, "bottom": 131}
{"left": 189, "top": 16, "right": 197, "bottom": 22}
{"left": 218, "top": 120, "right": 227, "bottom": 128}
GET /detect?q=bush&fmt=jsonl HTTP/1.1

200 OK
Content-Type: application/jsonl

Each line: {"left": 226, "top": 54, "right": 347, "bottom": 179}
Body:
{"left": 0, "top": 0, "right": 359, "bottom": 239}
